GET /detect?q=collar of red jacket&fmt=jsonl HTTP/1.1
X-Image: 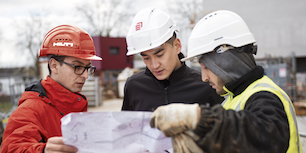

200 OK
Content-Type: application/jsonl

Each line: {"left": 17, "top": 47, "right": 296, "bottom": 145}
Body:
{"left": 18, "top": 76, "right": 88, "bottom": 116}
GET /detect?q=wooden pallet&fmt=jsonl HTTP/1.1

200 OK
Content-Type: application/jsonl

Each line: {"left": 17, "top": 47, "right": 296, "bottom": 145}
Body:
{"left": 294, "top": 102, "right": 306, "bottom": 116}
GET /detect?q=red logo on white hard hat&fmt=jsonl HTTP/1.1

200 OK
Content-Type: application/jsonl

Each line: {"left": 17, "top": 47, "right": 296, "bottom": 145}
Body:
{"left": 135, "top": 22, "right": 143, "bottom": 31}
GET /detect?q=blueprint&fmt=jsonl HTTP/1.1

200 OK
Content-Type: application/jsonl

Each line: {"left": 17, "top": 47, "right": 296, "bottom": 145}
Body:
{"left": 61, "top": 111, "right": 173, "bottom": 153}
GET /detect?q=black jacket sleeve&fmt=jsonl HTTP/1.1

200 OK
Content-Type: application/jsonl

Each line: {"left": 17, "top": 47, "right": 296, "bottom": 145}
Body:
{"left": 193, "top": 91, "right": 290, "bottom": 153}
{"left": 121, "top": 77, "right": 132, "bottom": 110}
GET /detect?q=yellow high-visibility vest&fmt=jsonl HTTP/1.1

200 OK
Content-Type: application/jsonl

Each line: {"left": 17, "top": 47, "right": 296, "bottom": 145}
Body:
{"left": 222, "top": 76, "right": 301, "bottom": 153}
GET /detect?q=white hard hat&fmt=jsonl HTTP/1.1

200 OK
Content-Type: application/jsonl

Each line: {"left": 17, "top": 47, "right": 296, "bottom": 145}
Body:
{"left": 181, "top": 10, "right": 256, "bottom": 61}
{"left": 126, "top": 8, "right": 179, "bottom": 56}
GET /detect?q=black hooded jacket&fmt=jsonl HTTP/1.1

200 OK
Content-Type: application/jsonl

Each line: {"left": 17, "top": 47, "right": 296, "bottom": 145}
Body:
{"left": 194, "top": 66, "right": 290, "bottom": 153}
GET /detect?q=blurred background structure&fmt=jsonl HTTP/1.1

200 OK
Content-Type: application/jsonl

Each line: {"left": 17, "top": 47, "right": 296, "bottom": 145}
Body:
{"left": 1, "top": 0, "right": 306, "bottom": 148}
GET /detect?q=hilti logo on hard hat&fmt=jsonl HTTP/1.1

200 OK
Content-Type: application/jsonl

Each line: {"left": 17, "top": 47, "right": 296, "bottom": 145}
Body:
{"left": 135, "top": 22, "right": 143, "bottom": 31}
{"left": 53, "top": 42, "right": 74, "bottom": 47}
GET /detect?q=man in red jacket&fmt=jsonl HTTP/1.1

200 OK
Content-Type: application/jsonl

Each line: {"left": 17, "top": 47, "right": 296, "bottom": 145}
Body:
{"left": 1, "top": 25, "right": 102, "bottom": 153}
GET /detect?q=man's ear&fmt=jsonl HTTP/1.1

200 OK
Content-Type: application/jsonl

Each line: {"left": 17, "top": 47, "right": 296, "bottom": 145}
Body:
{"left": 173, "top": 38, "right": 182, "bottom": 54}
{"left": 49, "top": 58, "right": 59, "bottom": 74}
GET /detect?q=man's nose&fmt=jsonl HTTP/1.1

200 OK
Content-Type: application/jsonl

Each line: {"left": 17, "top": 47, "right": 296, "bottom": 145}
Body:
{"left": 81, "top": 69, "right": 89, "bottom": 79}
{"left": 151, "top": 58, "right": 160, "bottom": 69}
{"left": 201, "top": 72, "right": 208, "bottom": 82}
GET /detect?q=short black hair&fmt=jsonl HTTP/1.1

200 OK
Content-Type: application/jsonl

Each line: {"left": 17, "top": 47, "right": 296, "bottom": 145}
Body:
{"left": 166, "top": 32, "right": 177, "bottom": 46}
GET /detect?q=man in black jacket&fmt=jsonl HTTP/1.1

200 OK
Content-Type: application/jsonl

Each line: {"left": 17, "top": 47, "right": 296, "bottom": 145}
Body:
{"left": 150, "top": 10, "right": 301, "bottom": 153}
{"left": 122, "top": 8, "right": 223, "bottom": 112}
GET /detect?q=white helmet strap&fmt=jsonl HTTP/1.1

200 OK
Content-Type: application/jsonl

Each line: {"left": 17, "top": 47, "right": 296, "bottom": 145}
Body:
{"left": 216, "top": 45, "right": 234, "bottom": 53}
{"left": 215, "top": 44, "right": 257, "bottom": 55}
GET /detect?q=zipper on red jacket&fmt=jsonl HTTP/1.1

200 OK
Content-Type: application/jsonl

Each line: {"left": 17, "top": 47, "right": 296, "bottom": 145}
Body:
{"left": 48, "top": 102, "right": 64, "bottom": 116}
{"left": 38, "top": 93, "right": 64, "bottom": 116}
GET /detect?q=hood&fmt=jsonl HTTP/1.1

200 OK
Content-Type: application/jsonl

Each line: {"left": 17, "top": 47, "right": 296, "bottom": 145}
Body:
{"left": 18, "top": 76, "right": 88, "bottom": 115}
{"left": 18, "top": 79, "right": 46, "bottom": 106}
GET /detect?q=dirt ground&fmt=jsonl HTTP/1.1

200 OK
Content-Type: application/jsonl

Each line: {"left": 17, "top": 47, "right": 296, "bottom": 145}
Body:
{"left": 88, "top": 98, "right": 123, "bottom": 112}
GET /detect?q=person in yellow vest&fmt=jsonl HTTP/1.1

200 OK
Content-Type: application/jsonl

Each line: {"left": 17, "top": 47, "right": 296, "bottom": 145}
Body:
{"left": 150, "top": 10, "right": 301, "bottom": 153}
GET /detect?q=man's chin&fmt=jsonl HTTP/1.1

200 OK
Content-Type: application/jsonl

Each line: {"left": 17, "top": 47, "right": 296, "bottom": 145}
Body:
{"left": 71, "top": 87, "right": 82, "bottom": 93}
{"left": 216, "top": 89, "right": 226, "bottom": 95}
{"left": 154, "top": 75, "right": 168, "bottom": 80}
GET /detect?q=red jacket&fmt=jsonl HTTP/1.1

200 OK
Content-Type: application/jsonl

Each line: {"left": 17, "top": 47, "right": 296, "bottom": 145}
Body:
{"left": 1, "top": 76, "right": 88, "bottom": 153}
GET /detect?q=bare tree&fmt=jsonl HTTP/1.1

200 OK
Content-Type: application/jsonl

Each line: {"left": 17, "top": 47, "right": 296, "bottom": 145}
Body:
{"left": 15, "top": 12, "right": 51, "bottom": 78}
{"left": 167, "top": 0, "right": 206, "bottom": 28}
{"left": 76, "top": 0, "right": 135, "bottom": 37}
{"left": 165, "top": 0, "right": 207, "bottom": 54}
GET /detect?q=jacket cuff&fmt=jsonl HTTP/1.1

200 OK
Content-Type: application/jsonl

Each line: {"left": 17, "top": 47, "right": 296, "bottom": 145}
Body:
{"left": 193, "top": 104, "right": 224, "bottom": 138}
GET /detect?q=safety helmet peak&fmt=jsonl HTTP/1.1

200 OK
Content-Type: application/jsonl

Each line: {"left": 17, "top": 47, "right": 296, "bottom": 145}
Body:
{"left": 181, "top": 10, "right": 256, "bottom": 62}
{"left": 126, "top": 8, "right": 179, "bottom": 56}
{"left": 39, "top": 25, "right": 102, "bottom": 60}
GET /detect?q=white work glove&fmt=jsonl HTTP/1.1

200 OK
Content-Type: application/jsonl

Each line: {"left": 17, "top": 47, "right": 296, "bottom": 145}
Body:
{"left": 172, "top": 131, "right": 204, "bottom": 153}
{"left": 150, "top": 103, "right": 199, "bottom": 137}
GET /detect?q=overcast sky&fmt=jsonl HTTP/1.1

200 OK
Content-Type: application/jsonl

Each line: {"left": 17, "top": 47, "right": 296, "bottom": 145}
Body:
{"left": 0, "top": 0, "right": 167, "bottom": 68}
{"left": 0, "top": 0, "right": 87, "bottom": 68}
{"left": 1, "top": 0, "right": 306, "bottom": 68}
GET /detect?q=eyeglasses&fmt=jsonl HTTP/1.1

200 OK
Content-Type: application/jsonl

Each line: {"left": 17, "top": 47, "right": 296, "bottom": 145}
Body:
{"left": 54, "top": 58, "right": 96, "bottom": 75}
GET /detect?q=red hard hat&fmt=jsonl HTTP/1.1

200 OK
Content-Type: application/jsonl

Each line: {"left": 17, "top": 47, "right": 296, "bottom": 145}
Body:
{"left": 39, "top": 25, "right": 102, "bottom": 60}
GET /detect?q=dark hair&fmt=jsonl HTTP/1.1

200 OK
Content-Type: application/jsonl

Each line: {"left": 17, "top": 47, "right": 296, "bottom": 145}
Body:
{"left": 166, "top": 32, "right": 177, "bottom": 46}
{"left": 48, "top": 55, "right": 67, "bottom": 75}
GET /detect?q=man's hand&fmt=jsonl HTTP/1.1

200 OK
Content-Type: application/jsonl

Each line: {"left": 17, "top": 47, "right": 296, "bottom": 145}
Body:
{"left": 172, "top": 131, "right": 204, "bottom": 153}
{"left": 44, "top": 137, "right": 78, "bottom": 153}
{"left": 150, "top": 103, "right": 199, "bottom": 137}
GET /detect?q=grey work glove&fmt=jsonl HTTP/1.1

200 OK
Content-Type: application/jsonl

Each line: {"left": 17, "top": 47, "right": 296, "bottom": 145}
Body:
{"left": 150, "top": 103, "right": 199, "bottom": 137}
{"left": 172, "top": 131, "right": 204, "bottom": 153}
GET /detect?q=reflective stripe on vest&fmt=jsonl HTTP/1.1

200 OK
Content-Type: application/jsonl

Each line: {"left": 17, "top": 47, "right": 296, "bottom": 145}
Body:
{"left": 222, "top": 76, "right": 301, "bottom": 153}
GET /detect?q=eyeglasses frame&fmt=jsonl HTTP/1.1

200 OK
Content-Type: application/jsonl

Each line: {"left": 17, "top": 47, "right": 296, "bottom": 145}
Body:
{"left": 52, "top": 58, "right": 96, "bottom": 75}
